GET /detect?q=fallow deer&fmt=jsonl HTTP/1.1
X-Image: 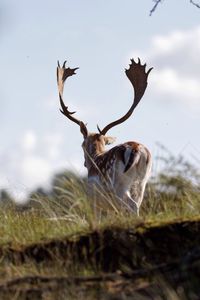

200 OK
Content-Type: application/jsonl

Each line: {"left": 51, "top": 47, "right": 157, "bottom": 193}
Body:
{"left": 57, "top": 59, "right": 153, "bottom": 215}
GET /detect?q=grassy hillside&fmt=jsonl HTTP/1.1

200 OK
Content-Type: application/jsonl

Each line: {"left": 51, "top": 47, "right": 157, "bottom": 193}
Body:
{"left": 0, "top": 149, "right": 199, "bottom": 299}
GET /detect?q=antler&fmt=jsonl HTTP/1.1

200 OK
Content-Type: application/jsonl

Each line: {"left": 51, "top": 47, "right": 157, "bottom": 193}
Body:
{"left": 97, "top": 58, "right": 153, "bottom": 136}
{"left": 57, "top": 61, "right": 88, "bottom": 138}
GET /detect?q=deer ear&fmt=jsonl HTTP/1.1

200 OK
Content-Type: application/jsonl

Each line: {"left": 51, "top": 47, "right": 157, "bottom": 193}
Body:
{"left": 80, "top": 122, "right": 88, "bottom": 138}
{"left": 104, "top": 136, "right": 116, "bottom": 145}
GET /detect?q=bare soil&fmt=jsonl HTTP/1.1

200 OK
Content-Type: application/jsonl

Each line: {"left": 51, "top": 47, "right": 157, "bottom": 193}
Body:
{"left": 0, "top": 218, "right": 200, "bottom": 299}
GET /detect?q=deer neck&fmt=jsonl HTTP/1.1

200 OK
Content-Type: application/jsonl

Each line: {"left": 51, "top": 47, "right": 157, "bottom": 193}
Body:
{"left": 87, "top": 140, "right": 105, "bottom": 159}
{"left": 83, "top": 139, "right": 106, "bottom": 171}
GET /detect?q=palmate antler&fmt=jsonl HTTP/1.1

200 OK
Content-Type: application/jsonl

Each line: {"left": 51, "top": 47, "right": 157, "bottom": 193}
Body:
{"left": 57, "top": 58, "right": 152, "bottom": 138}
{"left": 97, "top": 58, "right": 153, "bottom": 135}
{"left": 57, "top": 61, "right": 88, "bottom": 138}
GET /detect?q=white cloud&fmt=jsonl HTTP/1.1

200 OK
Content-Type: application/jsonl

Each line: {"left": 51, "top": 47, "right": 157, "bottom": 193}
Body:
{"left": 151, "top": 68, "right": 200, "bottom": 107}
{"left": 18, "top": 131, "right": 66, "bottom": 193}
{"left": 21, "top": 130, "right": 64, "bottom": 160}
{"left": 153, "top": 34, "right": 179, "bottom": 54}
{"left": 151, "top": 30, "right": 192, "bottom": 57}
{"left": 0, "top": 129, "right": 85, "bottom": 202}
{"left": 131, "top": 26, "right": 200, "bottom": 110}
{"left": 21, "top": 155, "right": 51, "bottom": 188}
{"left": 43, "top": 133, "right": 63, "bottom": 159}
{"left": 21, "top": 130, "right": 37, "bottom": 151}
{"left": 147, "top": 27, "right": 200, "bottom": 71}
{"left": 0, "top": 174, "right": 9, "bottom": 190}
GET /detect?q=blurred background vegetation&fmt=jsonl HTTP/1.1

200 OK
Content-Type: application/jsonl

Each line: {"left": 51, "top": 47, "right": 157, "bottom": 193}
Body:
{"left": 1, "top": 145, "right": 199, "bottom": 222}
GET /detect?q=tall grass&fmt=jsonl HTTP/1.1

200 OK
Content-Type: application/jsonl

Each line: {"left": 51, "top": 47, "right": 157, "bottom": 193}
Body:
{"left": 0, "top": 146, "right": 199, "bottom": 246}
{"left": 34, "top": 146, "right": 200, "bottom": 222}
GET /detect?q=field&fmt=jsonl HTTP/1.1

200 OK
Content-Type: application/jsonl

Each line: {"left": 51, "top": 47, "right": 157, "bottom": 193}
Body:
{"left": 0, "top": 149, "right": 200, "bottom": 299}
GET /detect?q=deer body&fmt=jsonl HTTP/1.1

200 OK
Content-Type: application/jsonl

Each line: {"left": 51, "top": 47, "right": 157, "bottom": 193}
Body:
{"left": 82, "top": 134, "right": 152, "bottom": 214}
{"left": 56, "top": 58, "right": 153, "bottom": 215}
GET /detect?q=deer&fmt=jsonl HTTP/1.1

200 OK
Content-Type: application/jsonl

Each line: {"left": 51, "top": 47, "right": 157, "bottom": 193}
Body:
{"left": 57, "top": 58, "right": 153, "bottom": 215}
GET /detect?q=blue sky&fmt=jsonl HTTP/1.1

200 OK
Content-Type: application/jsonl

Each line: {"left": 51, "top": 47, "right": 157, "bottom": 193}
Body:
{"left": 1, "top": 0, "right": 200, "bottom": 200}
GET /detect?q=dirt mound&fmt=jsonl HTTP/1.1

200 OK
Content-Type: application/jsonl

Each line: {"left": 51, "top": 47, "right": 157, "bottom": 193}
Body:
{"left": 1, "top": 218, "right": 200, "bottom": 270}
{"left": 0, "top": 218, "right": 200, "bottom": 299}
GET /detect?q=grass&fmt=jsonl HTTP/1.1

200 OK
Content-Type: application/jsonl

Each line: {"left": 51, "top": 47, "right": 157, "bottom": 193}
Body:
{"left": 0, "top": 158, "right": 199, "bottom": 247}
{"left": 0, "top": 149, "right": 199, "bottom": 299}
{"left": 1, "top": 183, "right": 199, "bottom": 247}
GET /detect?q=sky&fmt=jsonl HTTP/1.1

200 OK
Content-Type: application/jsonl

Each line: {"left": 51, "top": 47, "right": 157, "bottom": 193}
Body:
{"left": 0, "top": 0, "right": 200, "bottom": 200}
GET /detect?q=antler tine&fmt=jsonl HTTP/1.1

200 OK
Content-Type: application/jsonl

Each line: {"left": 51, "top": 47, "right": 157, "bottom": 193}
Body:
{"left": 57, "top": 60, "right": 88, "bottom": 138}
{"left": 97, "top": 58, "right": 153, "bottom": 135}
{"left": 57, "top": 60, "right": 79, "bottom": 94}
{"left": 59, "top": 94, "right": 78, "bottom": 121}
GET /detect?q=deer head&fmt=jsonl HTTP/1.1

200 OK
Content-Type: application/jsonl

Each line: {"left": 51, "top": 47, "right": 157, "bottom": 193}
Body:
{"left": 57, "top": 59, "right": 153, "bottom": 169}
